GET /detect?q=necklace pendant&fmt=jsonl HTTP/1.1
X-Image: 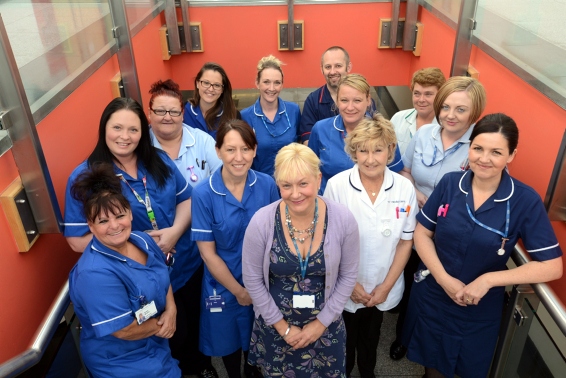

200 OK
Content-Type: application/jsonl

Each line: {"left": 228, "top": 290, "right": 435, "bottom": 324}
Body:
{"left": 371, "top": 191, "right": 376, "bottom": 197}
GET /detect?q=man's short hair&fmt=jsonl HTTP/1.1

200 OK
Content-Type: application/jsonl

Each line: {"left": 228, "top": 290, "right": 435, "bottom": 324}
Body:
{"left": 320, "top": 46, "right": 350, "bottom": 67}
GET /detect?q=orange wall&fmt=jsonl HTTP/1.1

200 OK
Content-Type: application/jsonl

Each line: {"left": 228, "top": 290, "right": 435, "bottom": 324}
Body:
{"left": 409, "top": 8, "right": 566, "bottom": 296}
{"left": 0, "top": 14, "right": 170, "bottom": 363}
{"left": 169, "top": 3, "right": 412, "bottom": 90}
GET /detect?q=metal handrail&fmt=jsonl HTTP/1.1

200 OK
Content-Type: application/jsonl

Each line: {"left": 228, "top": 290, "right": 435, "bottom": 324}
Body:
{"left": 511, "top": 245, "right": 566, "bottom": 336}
{"left": 0, "top": 281, "right": 70, "bottom": 378}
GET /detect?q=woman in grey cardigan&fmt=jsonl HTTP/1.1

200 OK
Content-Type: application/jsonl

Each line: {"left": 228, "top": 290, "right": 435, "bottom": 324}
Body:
{"left": 243, "top": 143, "right": 359, "bottom": 377}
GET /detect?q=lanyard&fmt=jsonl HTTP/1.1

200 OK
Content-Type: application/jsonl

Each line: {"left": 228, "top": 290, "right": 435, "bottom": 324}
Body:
{"left": 118, "top": 174, "right": 159, "bottom": 230}
{"left": 287, "top": 199, "right": 319, "bottom": 284}
{"left": 421, "top": 142, "right": 464, "bottom": 167}
{"left": 257, "top": 102, "right": 292, "bottom": 138}
{"left": 466, "top": 199, "right": 510, "bottom": 255}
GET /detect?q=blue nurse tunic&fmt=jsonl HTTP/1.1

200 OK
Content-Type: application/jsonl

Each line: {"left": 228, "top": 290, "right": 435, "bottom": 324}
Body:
{"left": 191, "top": 168, "right": 279, "bottom": 356}
{"left": 403, "top": 170, "right": 562, "bottom": 378}
{"left": 63, "top": 151, "right": 193, "bottom": 292}
{"left": 69, "top": 232, "right": 181, "bottom": 377}
{"left": 308, "top": 115, "right": 404, "bottom": 194}
{"left": 241, "top": 98, "right": 300, "bottom": 176}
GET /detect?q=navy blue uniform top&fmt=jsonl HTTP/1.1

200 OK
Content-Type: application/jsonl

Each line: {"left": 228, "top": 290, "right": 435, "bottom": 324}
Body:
{"left": 241, "top": 98, "right": 301, "bottom": 176}
{"left": 69, "top": 232, "right": 180, "bottom": 377}
{"left": 299, "top": 85, "right": 377, "bottom": 143}
{"left": 417, "top": 170, "right": 562, "bottom": 317}
{"left": 308, "top": 115, "right": 403, "bottom": 194}
{"left": 183, "top": 102, "right": 241, "bottom": 140}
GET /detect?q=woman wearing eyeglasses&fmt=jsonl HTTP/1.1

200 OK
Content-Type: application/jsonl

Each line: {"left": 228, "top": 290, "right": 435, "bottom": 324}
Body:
{"left": 147, "top": 79, "right": 221, "bottom": 378}
{"left": 183, "top": 62, "right": 241, "bottom": 140}
{"left": 241, "top": 55, "right": 300, "bottom": 176}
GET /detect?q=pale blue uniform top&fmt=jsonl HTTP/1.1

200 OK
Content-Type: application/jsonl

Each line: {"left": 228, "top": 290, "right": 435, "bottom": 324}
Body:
{"left": 402, "top": 123, "right": 473, "bottom": 198}
{"left": 150, "top": 124, "right": 222, "bottom": 187}
{"left": 241, "top": 98, "right": 301, "bottom": 176}
{"left": 308, "top": 115, "right": 404, "bottom": 194}
{"left": 191, "top": 168, "right": 279, "bottom": 356}
{"left": 63, "top": 152, "right": 193, "bottom": 292}
{"left": 69, "top": 231, "right": 181, "bottom": 378}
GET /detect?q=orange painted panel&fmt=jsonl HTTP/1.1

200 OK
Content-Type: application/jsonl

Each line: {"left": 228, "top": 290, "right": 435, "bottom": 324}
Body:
{"left": 133, "top": 15, "right": 174, "bottom": 109}
{"left": 408, "top": 8, "right": 454, "bottom": 83}
{"left": 0, "top": 54, "right": 120, "bottom": 361}
{"left": 170, "top": 3, "right": 413, "bottom": 90}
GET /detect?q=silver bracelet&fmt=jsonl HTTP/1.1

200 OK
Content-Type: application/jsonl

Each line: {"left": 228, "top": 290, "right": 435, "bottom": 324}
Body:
{"left": 282, "top": 323, "right": 291, "bottom": 338}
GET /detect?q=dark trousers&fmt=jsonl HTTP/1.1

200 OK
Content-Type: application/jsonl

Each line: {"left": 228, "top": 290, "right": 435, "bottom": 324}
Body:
{"left": 395, "top": 248, "right": 421, "bottom": 341}
{"left": 344, "top": 307, "right": 384, "bottom": 378}
{"left": 169, "top": 263, "right": 212, "bottom": 374}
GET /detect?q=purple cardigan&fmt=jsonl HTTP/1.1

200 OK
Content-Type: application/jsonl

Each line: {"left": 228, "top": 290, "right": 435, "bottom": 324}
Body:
{"left": 242, "top": 197, "right": 360, "bottom": 327}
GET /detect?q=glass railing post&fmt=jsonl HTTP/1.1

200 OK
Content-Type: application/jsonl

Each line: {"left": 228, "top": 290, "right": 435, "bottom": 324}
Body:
{"left": 490, "top": 284, "right": 541, "bottom": 378}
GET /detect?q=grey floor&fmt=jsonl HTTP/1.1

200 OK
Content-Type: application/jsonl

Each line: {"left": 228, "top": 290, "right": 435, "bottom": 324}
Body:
{"left": 185, "top": 311, "right": 424, "bottom": 378}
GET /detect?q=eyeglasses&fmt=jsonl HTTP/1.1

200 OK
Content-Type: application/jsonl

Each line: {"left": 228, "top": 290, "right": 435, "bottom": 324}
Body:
{"left": 151, "top": 108, "right": 182, "bottom": 117}
{"left": 199, "top": 80, "right": 223, "bottom": 91}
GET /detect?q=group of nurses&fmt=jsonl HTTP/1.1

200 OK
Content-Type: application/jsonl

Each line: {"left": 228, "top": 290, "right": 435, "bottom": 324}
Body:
{"left": 241, "top": 55, "right": 301, "bottom": 176}
{"left": 191, "top": 120, "right": 279, "bottom": 378}
{"left": 308, "top": 73, "right": 403, "bottom": 194}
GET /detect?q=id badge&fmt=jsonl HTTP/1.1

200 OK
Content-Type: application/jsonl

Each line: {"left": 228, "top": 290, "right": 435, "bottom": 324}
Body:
{"left": 135, "top": 300, "right": 158, "bottom": 325}
{"left": 293, "top": 294, "right": 315, "bottom": 309}
{"left": 205, "top": 295, "right": 225, "bottom": 313}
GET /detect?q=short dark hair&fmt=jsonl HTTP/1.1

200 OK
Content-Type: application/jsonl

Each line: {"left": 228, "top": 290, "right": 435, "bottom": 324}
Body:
{"left": 87, "top": 97, "right": 170, "bottom": 187}
{"left": 190, "top": 62, "right": 237, "bottom": 132}
{"left": 215, "top": 119, "right": 257, "bottom": 150}
{"left": 321, "top": 46, "right": 350, "bottom": 66}
{"left": 470, "top": 113, "right": 519, "bottom": 153}
{"left": 71, "top": 163, "right": 131, "bottom": 223}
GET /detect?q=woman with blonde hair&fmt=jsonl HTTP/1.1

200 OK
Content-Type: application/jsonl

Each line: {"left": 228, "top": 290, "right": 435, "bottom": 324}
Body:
{"left": 325, "top": 114, "right": 417, "bottom": 377}
{"left": 243, "top": 143, "right": 359, "bottom": 377}
{"left": 241, "top": 55, "right": 301, "bottom": 176}
{"left": 308, "top": 73, "right": 403, "bottom": 193}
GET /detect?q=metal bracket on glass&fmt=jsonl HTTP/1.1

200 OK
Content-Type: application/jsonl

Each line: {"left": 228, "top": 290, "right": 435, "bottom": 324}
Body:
{"left": 165, "top": 0, "right": 181, "bottom": 55}
{"left": 278, "top": 21, "right": 303, "bottom": 51}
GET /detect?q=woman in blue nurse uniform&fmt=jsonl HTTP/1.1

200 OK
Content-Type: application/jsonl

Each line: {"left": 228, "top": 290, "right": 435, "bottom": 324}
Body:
{"left": 308, "top": 74, "right": 403, "bottom": 194}
{"left": 183, "top": 62, "right": 241, "bottom": 140}
{"left": 64, "top": 97, "right": 191, "bottom": 256}
{"left": 68, "top": 163, "right": 180, "bottom": 378}
{"left": 147, "top": 79, "right": 221, "bottom": 377}
{"left": 390, "top": 76, "right": 487, "bottom": 362}
{"left": 241, "top": 55, "right": 300, "bottom": 176}
{"left": 403, "top": 113, "right": 563, "bottom": 378}
{"left": 191, "top": 119, "right": 279, "bottom": 378}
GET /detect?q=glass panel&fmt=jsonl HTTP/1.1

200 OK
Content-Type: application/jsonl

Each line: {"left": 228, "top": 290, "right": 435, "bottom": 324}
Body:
{"left": 504, "top": 299, "right": 566, "bottom": 378}
{"left": 125, "top": 0, "right": 163, "bottom": 32}
{"left": 0, "top": 0, "right": 115, "bottom": 117}
{"left": 422, "top": 0, "right": 462, "bottom": 25}
{"left": 474, "top": 0, "right": 566, "bottom": 103}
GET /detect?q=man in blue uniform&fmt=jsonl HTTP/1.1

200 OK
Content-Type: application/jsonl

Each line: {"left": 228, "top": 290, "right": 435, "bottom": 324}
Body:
{"left": 299, "top": 46, "right": 352, "bottom": 144}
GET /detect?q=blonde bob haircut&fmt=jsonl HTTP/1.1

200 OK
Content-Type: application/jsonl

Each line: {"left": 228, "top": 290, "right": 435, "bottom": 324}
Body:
{"left": 344, "top": 113, "right": 397, "bottom": 164}
{"left": 433, "top": 76, "right": 486, "bottom": 126}
{"left": 337, "top": 73, "right": 371, "bottom": 98}
{"left": 256, "top": 55, "right": 284, "bottom": 83}
{"left": 274, "top": 143, "right": 321, "bottom": 184}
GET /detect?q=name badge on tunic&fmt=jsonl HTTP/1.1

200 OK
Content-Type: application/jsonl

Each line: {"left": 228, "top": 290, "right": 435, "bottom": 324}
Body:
{"left": 205, "top": 295, "right": 225, "bottom": 312}
{"left": 135, "top": 300, "right": 157, "bottom": 325}
{"left": 293, "top": 294, "right": 315, "bottom": 309}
